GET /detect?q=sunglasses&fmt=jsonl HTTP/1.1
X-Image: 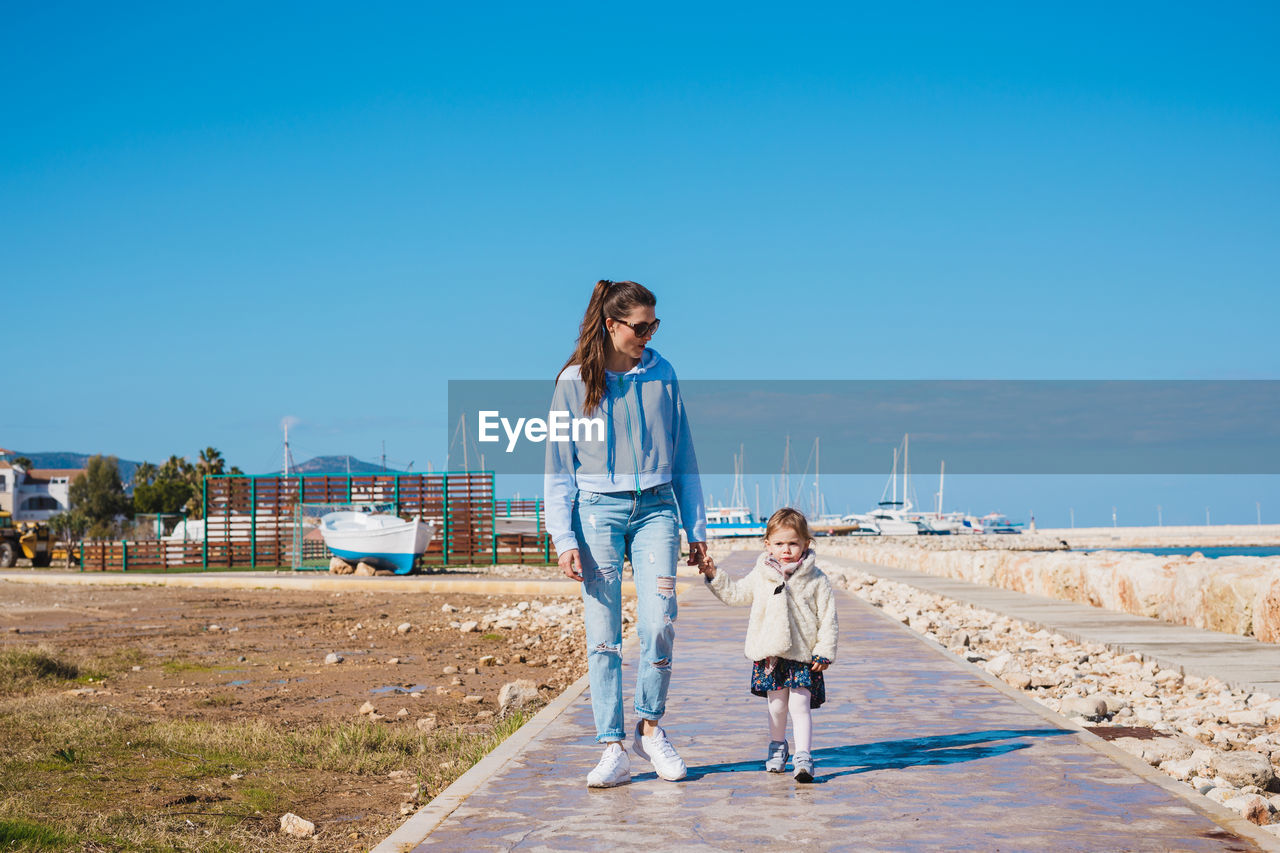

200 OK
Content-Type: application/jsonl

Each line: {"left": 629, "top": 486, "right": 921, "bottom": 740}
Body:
{"left": 610, "top": 317, "right": 661, "bottom": 338}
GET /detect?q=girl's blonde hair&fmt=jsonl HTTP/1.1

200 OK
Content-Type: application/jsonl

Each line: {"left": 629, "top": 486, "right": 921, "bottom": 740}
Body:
{"left": 765, "top": 507, "right": 814, "bottom": 543}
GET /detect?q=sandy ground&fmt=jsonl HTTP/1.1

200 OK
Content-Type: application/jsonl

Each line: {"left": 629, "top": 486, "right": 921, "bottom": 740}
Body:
{"left": 0, "top": 577, "right": 592, "bottom": 848}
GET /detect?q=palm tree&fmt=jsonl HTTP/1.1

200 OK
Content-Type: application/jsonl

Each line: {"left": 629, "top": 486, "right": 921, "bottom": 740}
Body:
{"left": 132, "top": 461, "right": 157, "bottom": 487}
{"left": 197, "top": 447, "right": 225, "bottom": 478}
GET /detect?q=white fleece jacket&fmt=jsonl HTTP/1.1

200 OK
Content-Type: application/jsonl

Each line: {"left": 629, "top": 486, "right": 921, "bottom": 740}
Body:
{"left": 707, "top": 550, "right": 838, "bottom": 664}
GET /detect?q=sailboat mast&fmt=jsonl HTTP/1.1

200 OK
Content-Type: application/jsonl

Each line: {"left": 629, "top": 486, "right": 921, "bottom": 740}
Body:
{"left": 891, "top": 448, "right": 898, "bottom": 504}
{"left": 781, "top": 435, "right": 790, "bottom": 507}
{"left": 938, "top": 460, "right": 945, "bottom": 516}
{"left": 814, "top": 437, "right": 820, "bottom": 518}
{"left": 903, "top": 433, "right": 909, "bottom": 511}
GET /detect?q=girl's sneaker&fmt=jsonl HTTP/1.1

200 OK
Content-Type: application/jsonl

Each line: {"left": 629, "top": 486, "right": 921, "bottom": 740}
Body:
{"left": 587, "top": 742, "right": 631, "bottom": 788}
{"left": 792, "top": 751, "right": 814, "bottom": 783}
{"left": 765, "top": 740, "right": 790, "bottom": 773}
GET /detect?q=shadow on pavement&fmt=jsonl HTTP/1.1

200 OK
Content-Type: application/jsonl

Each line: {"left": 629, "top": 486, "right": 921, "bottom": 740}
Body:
{"left": 633, "top": 727, "right": 1074, "bottom": 783}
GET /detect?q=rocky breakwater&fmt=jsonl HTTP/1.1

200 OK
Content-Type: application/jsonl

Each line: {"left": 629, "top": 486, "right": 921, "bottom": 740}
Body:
{"left": 1039, "top": 524, "right": 1280, "bottom": 550}
{"left": 827, "top": 563, "right": 1280, "bottom": 831}
{"left": 821, "top": 538, "right": 1280, "bottom": 643}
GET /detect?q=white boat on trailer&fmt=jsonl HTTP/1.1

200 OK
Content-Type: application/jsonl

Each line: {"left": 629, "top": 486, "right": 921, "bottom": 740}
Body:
{"left": 319, "top": 511, "right": 435, "bottom": 574}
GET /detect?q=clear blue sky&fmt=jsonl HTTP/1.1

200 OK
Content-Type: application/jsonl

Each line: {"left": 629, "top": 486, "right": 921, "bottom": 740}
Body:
{"left": 4, "top": 3, "right": 1277, "bottom": 525}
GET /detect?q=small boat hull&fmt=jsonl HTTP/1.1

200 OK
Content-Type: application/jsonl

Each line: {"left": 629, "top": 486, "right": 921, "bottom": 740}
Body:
{"left": 319, "top": 511, "right": 435, "bottom": 575}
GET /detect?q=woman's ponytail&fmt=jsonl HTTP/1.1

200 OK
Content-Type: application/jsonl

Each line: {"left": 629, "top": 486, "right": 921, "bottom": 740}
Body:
{"left": 559, "top": 279, "right": 655, "bottom": 414}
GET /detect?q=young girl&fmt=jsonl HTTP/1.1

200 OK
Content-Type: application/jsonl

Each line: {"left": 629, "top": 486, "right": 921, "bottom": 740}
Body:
{"left": 698, "top": 508, "right": 837, "bottom": 782}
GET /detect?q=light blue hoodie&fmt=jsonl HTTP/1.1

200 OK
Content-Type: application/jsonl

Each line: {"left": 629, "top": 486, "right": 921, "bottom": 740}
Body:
{"left": 544, "top": 348, "right": 707, "bottom": 553}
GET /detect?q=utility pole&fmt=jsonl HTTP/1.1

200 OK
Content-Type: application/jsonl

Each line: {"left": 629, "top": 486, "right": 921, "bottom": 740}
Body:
{"left": 1157, "top": 505, "right": 1162, "bottom": 526}
{"left": 1069, "top": 507, "right": 1074, "bottom": 529}
{"left": 1205, "top": 506, "right": 1211, "bottom": 526}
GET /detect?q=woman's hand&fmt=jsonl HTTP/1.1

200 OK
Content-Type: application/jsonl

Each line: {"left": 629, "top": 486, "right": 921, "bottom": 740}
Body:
{"left": 687, "top": 541, "right": 707, "bottom": 568}
{"left": 559, "top": 549, "right": 583, "bottom": 582}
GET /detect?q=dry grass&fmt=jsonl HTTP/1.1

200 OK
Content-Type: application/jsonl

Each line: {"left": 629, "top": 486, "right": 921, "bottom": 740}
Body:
{"left": 0, "top": 645, "right": 537, "bottom": 851}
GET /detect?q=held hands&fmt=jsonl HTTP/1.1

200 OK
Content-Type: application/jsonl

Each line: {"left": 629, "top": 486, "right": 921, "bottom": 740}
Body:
{"left": 687, "top": 540, "right": 708, "bottom": 569}
{"left": 811, "top": 658, "right": 830, "bottom": 672}
{"left": 690, "top": 541, "right": 717, "bottom": 579}
{"left": 559, "top": 549, "right": 583, "bottom": 582}
{"left": 564, "top": 543, "right": 715, "bottom": 582}
{"left": 695, "top": 553, "right": 717, "bottom": 580}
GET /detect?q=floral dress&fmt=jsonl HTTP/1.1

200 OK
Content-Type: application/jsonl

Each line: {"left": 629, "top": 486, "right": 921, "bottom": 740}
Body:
{"left": 750, "top": 655, "right": 831, "bottom": 708}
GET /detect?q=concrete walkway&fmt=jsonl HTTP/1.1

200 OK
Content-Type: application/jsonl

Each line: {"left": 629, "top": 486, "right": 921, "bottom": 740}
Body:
{"left": 380, "top": 552, "right": 1275, "bottom": 852}
{"left": 823, "top": 556, "right": 1280, "bottom": 697}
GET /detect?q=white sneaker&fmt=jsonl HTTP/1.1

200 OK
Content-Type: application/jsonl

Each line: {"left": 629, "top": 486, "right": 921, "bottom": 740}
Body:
{"left": 586, "top": 742, "right": 631, "bottom": 788}
{"left": 632, "top": 721, "right": 688, "bottom": 781}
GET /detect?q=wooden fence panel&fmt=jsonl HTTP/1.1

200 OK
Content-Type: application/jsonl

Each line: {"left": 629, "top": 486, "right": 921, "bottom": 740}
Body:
{"left": 76, "top": 473, "right": 550, "bottom": 573}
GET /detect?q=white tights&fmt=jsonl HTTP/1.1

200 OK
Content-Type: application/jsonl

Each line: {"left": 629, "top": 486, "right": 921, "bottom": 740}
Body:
{"left": 767, "top": 687, "right": 812, "bottom": 753}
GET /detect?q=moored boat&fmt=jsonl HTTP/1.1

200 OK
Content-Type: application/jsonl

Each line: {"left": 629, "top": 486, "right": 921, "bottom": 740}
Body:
{"left": 706, "top": 506, "right": 767, "bottom": 538}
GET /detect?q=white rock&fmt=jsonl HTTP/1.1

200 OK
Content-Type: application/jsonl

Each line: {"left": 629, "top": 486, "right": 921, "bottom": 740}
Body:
{"left": 416, "top": 716, "right": 438, "bottom": 733}
{"left": 1003, "top": 671, "right": 1033, "bottom": 690}
{"left": 359, "top": 701, "right": 376, "bottom": 715}
{"left": 460, "top": 621, "right": 480, "bottom": 633}
{"left": 1134, "top": 706, "right": 1163, "bottom": 724}
{"left": 442, "top": 604, "right": 458, "bottom": 612}
{"left": 324, "top": 653, "right": 343, "bottom": 665}
{"left": 498, "top": 679, "right": 540, "bottom": 715}
{"left": 397, "top": 622, "right": 413, "bottom": 634}
{"left": 1161, "top": 757, "right": 1198, "bottom": 781}
{"left": 1212, "top": 750, "right": 1275, "bottom": 788}
{"left": 1060, "top": 695, "right": 1108, "bottom": 721}
{"left": 1206, "top": 787, "right": 1236, "bottom": 805}
{"left": 354, "top": 561, "right": 377, "bottom": 576}
{"left": 1223, "top": 793, "right": 1271, "bottom": 826}
{"left": 1227, "top": 709, "right": 1266, "bottom": 727}
{"left": 985, "top": 652, "right": 1014, "bottom": 675}
{"left": 279, "top": 813, "right": 315, "bottom": 837}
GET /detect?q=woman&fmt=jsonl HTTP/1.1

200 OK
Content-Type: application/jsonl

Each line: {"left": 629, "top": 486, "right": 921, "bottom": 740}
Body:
{"left": 545, "top": 279, "right": 708, "bottom": 788}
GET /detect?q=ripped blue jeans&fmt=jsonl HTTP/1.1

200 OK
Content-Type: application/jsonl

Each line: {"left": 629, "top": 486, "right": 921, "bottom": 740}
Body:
{"left": 573, "top": 483, "right": 680, "bottom": 743}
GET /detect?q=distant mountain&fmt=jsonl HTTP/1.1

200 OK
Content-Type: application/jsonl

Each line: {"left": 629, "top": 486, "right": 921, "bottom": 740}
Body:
{"left": 12, "top": 451, "right": 141, "bottom": 484}
{"left": 9, "top": 451, "right": 400, "bottom": 483}
{"left": 277, "top": 455, "right": 402, "bottom": 475}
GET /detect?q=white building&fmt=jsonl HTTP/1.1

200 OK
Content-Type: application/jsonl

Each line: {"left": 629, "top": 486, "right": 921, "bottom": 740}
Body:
{"left": 0, "top": 449, "right": 82, "bottom": 522}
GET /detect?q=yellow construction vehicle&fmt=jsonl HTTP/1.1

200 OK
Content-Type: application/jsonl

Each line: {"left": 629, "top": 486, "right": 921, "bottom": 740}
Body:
{"left": 0, "top": 512, "right": 51, "bottom": 568}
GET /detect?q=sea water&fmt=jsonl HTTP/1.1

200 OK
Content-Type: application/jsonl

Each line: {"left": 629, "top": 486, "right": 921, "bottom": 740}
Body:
{"left": 1082, "top": 546, "right": 1280, "bottom": 559}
